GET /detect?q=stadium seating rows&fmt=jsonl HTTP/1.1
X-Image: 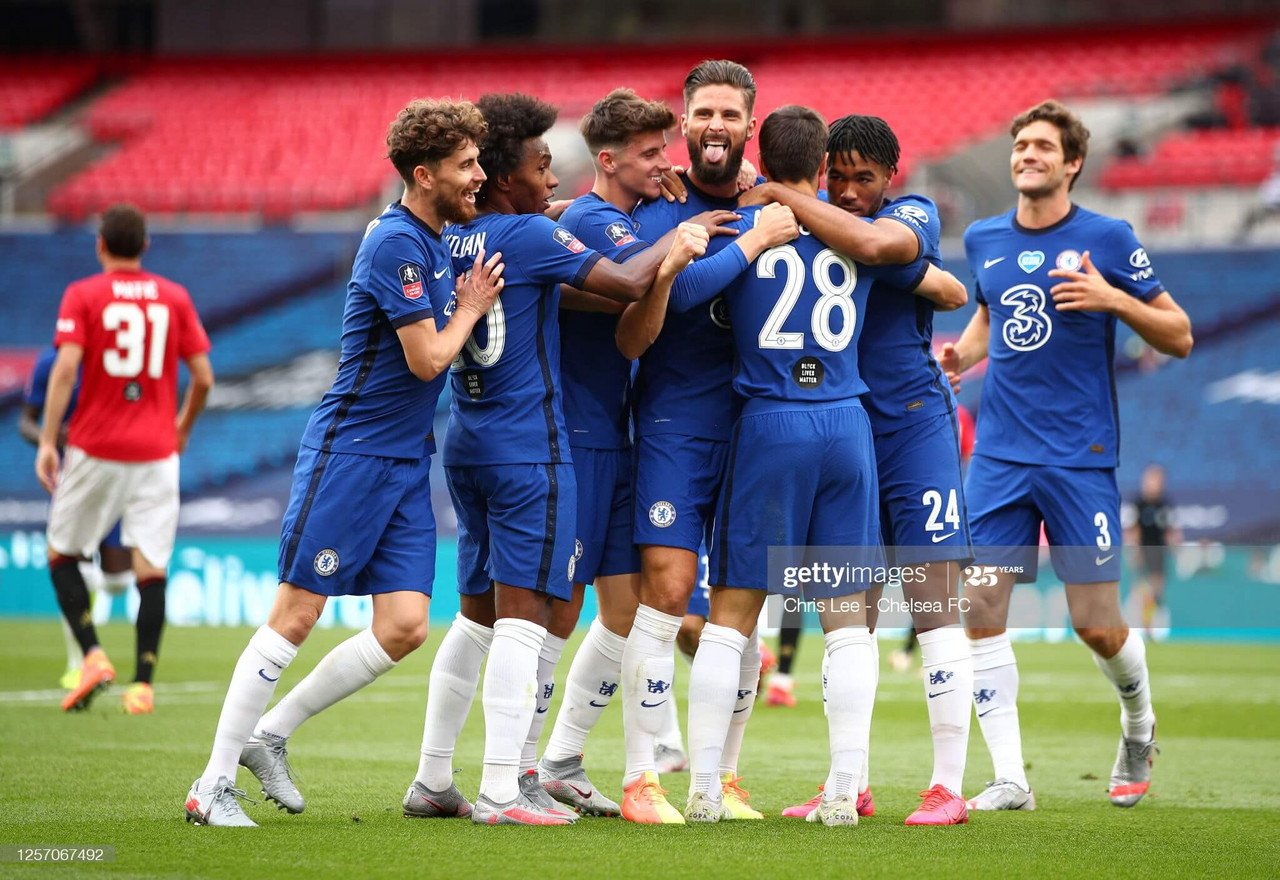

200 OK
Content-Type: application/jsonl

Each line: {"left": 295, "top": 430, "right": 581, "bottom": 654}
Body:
{"left": 0, "top": 58, "right": 98, "bottom": 129}
{"left": 33, "top": 19, "right": 1268, "bottom": 219}
{"left": 1101, "top": 127, "right": 1280, "bottom": 189}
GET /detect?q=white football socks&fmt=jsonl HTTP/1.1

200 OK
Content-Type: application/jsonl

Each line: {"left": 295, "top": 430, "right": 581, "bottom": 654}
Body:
{"left": 917, "top": 627, "right": 972, "bottom": 794}
{"left": 479, "top": 618, "right": 546, "bottom": 804}
{"left": 544, "top": 617, "right": 627, "bottom": 762}
{"left": 417, "top": 614, "right": 492, "bottom": 791}
{"left": 201, "top": 625, "right": 298, "bottom": 787}
{"left": 256, "top": 628, "right": 395, "bottom": 740}
{"left": 1093, "top": 629, "right": 1155, "bottom": 742}
{"left": 859, "top": 633, "right": 879, "bottom": 794}
{"left": 719, "top": 631, "right": 759, "bottom": 777}
{"left": 621, "top": 604, "right": 681, "bottom": 784}
{"left": 823, "top": 626, "right": 875, "bottom": 801}
{"left": 519, "top": 632, "right": 566, "bottom": 772}
{"left": 655, "top": 674, "right": 685, "bottom": 751}
{"left": 687, "top": 623, "right": 746, "bottom": 799}
{"left": 970, "top": 633, "right": 1029, "bottom": 790}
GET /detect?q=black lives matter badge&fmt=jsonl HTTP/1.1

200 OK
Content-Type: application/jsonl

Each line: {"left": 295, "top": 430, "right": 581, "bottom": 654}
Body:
{"left": 461, "top": 370, "right": 484, "bottom": 401}
{"left": 399, "top": 263, "right": 424, "bottom": 300}
{"left": 792, "top": 356, "right": 824, "bottom": 389}
{"left": 552, "top": 227, "right": 586, "bottom": 254}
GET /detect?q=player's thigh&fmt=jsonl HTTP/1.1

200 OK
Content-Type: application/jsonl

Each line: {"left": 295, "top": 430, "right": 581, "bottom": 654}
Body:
{"left": 876, "top": 414, "right": 974, "bottom": 566}
{"left": 633, "top": 434, "right": 727, "bottom": 554}
{"left": 708, "top": 409, "right": 822, "bottom": 592}
{"left": 1033, "top": 466, "right": 1122, "bottom": 585}
{"left": 572, "top": 446, "right": 639, "bottom": 585}
{"left": 277, "top": 447, "right": 402, "bottom": 597}
{"left": 485, "top": 463, "right": 577, "bottom": 602}
{"left": 446, "top": 465, "right": 494, "bottom": 598}
{"left": 965, "top": 454, "right": 1041, "bottom": 582}
{"left": 121, "top": 453, "right": 180, "bottom": 572}
{"left": 357, "top": 454, "right": 437, "bottom": 597}
{"left": 47, "top": 446, "right": 128, "bottom": 558}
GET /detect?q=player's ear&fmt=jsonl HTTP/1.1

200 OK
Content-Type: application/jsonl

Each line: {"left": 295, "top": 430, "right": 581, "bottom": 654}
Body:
{"left": 757, "top": 153, "right": 771, "bottom": 183}
{"left": 679, "top": 113, "right": 689, "bottom": 138}
{"left": 816, "top": 155, "right": 828, "bottom": 183}
{"left": 598, "top": 148, "right": 616, "bottom": 175}
{"left": 493, "top": 172, "right": 512, "bottom": 194}
{"left": 745, "top": 115, "right": 758, "bottom": 141}
{"left": 413, "top": 163, "right": 434, "bottom": 193}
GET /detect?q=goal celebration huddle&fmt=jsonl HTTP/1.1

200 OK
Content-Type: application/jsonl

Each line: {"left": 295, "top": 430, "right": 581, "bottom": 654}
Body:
{"left": 36, "top": 58, "right": 1191, "bottom": 830}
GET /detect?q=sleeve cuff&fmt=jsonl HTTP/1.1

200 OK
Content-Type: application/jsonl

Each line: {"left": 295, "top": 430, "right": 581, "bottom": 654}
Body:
{"left": 571, "top": 251, "right": 605, "bottom": 289}
{"left": 390, "top": 307, "right": 434, "bottom": 329}
{"left": 614, "top": 241, "right": 650, "bottom": 264}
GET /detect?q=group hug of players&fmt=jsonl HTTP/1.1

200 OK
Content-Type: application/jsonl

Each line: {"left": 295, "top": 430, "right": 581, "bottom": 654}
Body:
{"left": 145, "top": 59, "right": 1189, "bottom": 828}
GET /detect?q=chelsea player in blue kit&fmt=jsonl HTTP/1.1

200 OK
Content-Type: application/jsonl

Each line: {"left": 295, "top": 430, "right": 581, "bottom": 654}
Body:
{"left": 407, "top": 93, "right": 697, "bottom": 827}
{"left": 744, "top": 115, "right": 974, "bottom": 824}
{"left": 186, "top": 100, "right": 505, "bottom": 827}
{"left": 682, "top": 106, "right": 957, "bottom": 827}
{"left": 943, "top": 100, "right": 1192, "bottom": 811}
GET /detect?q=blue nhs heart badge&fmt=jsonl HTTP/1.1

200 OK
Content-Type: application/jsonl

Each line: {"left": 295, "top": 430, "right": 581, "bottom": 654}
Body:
{"left": 1017, "top": 250, "right": 1045, "bottom": 273}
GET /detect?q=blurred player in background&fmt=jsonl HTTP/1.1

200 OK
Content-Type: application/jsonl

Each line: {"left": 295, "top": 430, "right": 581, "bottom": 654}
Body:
{"left": 407, "top": 92, "right": 696, "bottom": 826}
{"left": 1128, "top": 463, "right": 1179, "bottom": 635}
{"left": 745, "top": 112, "right": 973, "bottom": 824}
{"left": 943, "top": 99, "right": 1193, "bottom": 810}
{"left": 185, "top": 100, "right": 503, "bottom": 827}
{"left": 20, "top": 345, "right": 134, "bottom": 690}
{"left": 36, "top": 203, "right": 213, "bottom": 716}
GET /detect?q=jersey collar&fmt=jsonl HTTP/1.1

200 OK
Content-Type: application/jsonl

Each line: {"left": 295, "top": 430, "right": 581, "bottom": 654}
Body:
{"left": 391, "top": 201, "right": 443, "bottom": 239}
{"left": 1011, "top": 202, "right": 1078, "bottom": 236}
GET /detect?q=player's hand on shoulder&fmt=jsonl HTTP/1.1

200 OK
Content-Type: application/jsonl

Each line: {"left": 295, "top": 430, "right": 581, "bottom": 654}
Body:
{"left": 737, "top": 159, "right": 760, "bottom": 193}
{"left": 543, "top": 199, "right": 574, "bottom": 221}
{"left": 937, "top": 341, "right": 963, "bottom": 394}
{"left": 660, "top": 222, "right": 710, "bottom": 276}
{"left": 455, "top": 248, "right": 505, "bottom": 317}
{"left": 736, "top": 181, "right": 776, "bottom": 208}
{"left": 35, "top": 441, "right": 59, "bottom": 494}
{"left": 689, "top": 209, "right": 742, "bottom": 238}
{"left": 755, "top": 202, "right": 800, "bottom": 247}
{"left": 660, "top": 166, "right": 688, "bottom": 203}
{"left": 1047, "top": 250, "right": 1121, "bottom": 314}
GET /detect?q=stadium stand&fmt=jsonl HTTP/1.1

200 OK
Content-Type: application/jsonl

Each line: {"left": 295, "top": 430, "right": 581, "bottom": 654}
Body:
{"left": 1101, "top": 127, "right": 1280, "bottom": 190}
{"left": 0, "top": 58, "right": 98, "bottom": 129}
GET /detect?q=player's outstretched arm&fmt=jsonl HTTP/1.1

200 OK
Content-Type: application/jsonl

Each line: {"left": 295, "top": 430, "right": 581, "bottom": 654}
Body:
{"left": 668, "top": 203, "right": 799, "bottom": 313}
{"left": 580, "top": 210, "right": 740, "bottom": 304}
{"left": 559, "top": 286, "right": 627, "bottom": 313}
{"left": 175, "top": 353, "right": 214, "bottom": 454}
{"left": 912, "top": 265, "right": 969, "bottom": 312}
{"left": 35, "top": 343, "right": 82, "bottom": 493}
{"left": 1048, "top": 251, "right": 1193, "bottom": 358}
{"left": 937, "top": 304, "right": 990, "bottom": 395}
{"left": 738, "top": 182, "right": 919, "bottom": 265}
{"left": 616, "top": 223, "right": 708, "bottom": 360}
{"left": 399, "top": 249, "right": 505, "bottom": 381}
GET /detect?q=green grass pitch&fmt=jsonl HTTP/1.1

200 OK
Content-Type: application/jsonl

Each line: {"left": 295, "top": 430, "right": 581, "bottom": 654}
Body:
{"left": 1, "top": 621, "right": 1277, "bottom": 878}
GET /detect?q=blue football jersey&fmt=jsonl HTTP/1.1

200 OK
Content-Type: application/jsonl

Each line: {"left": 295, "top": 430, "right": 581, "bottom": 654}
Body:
{"left": 558, "top": 194, "right": 648, "bottom": 450}
{"left": 724, "top": 206, "right": 925, "bottom": 403}
{"left": 964, "top": 204, "right": 1165, "bottom": 467}
{"left": 300, "top": 202, "right": 455, "bottom": 460}
{"left": 24, "top": 345, "right": 81, "bottom": 420}
{"left": 857, "top": 194, "right": 954, "bottom": 434}
{"left": 631, "top": 174, "right": 740, "bottom": 441}
{"left": 443, "top": 212, "right": 603, "bottom": 466}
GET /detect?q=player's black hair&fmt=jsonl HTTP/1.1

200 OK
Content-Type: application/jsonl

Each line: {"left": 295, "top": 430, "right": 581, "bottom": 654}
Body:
{"left": 826, "top": 114, "right": 900, "bottom": 176}
{"left": 386, "top": 98, "right": 488, "bottom": 185}
{"left": 475, "top": 93, "right": 559, "bottom": 204}
{"left": 99, "top": 203, "right": 147, "bottom": 259}
{"left": 758, "top": 105, "right": 828, "bottom": 184}
{"left": 683, "top": 59, "right": 757, "bottom": 112}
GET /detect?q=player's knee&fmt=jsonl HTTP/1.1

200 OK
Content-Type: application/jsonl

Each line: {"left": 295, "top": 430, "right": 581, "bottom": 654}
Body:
{"left": 47, "top": 551, "right": 79, "bottom": 571}
{"left": 1074, "top": 625, "right": 1123, "bottom": 654}
{"left": 676, "top": 619, "right": 702, "bottom": 657}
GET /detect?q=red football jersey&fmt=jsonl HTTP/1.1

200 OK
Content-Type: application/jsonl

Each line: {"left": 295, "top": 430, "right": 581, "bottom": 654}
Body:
{"left": 53, "top": 269, "right": 210, "bottom": 461}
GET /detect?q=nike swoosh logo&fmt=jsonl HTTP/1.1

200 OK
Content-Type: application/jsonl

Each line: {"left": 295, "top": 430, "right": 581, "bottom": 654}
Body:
{"left": 984, "top": 257, "right": 1006, "bottom": 268}
{"left": 535, "top": 707, "right": 548, "bottom": 714}
{"left": 928, "top": 689, "right": 955, "bottom": 699}
{"left": 433, "top": 267, "right": 450, "bottom": 279}
{"left": 1096, "top": 554, "right": 1115, "bottom": 566}
{"left": 588, "top": 700, "right": 609, "bottom": 708}
{"left": 640, "top": 700, "right": 667, "bottom": 709}
{"left": 567, "top": 783, "right": 594, "bottom": 799}
{"left": 258, "top": 668, "right": 279, "bottom": 682}
{"left": 977, "top": 707, "right": 997, "bottom": 717}
{"left": 931, "top": 531, "right": 957, "bottom": 543}
{"left": 733, "top": 706, "right": 750, "bottom": 713}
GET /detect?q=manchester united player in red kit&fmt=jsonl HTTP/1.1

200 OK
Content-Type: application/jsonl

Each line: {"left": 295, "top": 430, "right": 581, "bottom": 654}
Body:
{"left": 36, "top": 204, "right": 215, "bottom": 714}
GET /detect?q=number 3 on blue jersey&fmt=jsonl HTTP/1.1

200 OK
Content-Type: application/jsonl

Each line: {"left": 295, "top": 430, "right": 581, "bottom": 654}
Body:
{"left": 756, "top": 245, "right": 858, "bottom": 352}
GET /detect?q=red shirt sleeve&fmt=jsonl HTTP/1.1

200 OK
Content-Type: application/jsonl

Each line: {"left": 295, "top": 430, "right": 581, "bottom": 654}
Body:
{"left": 175, "top": 288, "right": 211, "bottom": 358}
{"left": 53, "top": 283, "right": 87, "bottom": 348}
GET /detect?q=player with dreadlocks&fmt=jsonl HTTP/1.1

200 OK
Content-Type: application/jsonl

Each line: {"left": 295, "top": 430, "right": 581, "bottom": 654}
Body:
{"left": 744, "top": 113, "right": 975, "bottom": 826}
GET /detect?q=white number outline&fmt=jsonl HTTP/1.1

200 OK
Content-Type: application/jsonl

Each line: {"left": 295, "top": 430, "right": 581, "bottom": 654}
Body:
{"left": 102, "top": 302, "right": 170, "bottom": 379}
{"left": 756, "top": 245, "right": 858, "bottom": 352}
{"left": 923, "top": 488, "right": 961, "bottom": 532}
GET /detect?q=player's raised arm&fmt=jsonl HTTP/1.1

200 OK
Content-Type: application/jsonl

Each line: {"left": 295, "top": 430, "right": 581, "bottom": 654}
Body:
{"left": 1048, "top": 250, "right": 1193, "bottom": 358}
{"left": 911, "top": 264, "right": 969, "bottom": 312}
{"left": 35, "top": 343, "right": 83, "bottom": 493}
{"left": 740, "top": 181, "right": 919, "bottom": 265}
{"left": 615, "top": 222, "right": 708, "bottom": 359}
{"left": 398, "top": 248, "right": 505, "bottom": 380}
